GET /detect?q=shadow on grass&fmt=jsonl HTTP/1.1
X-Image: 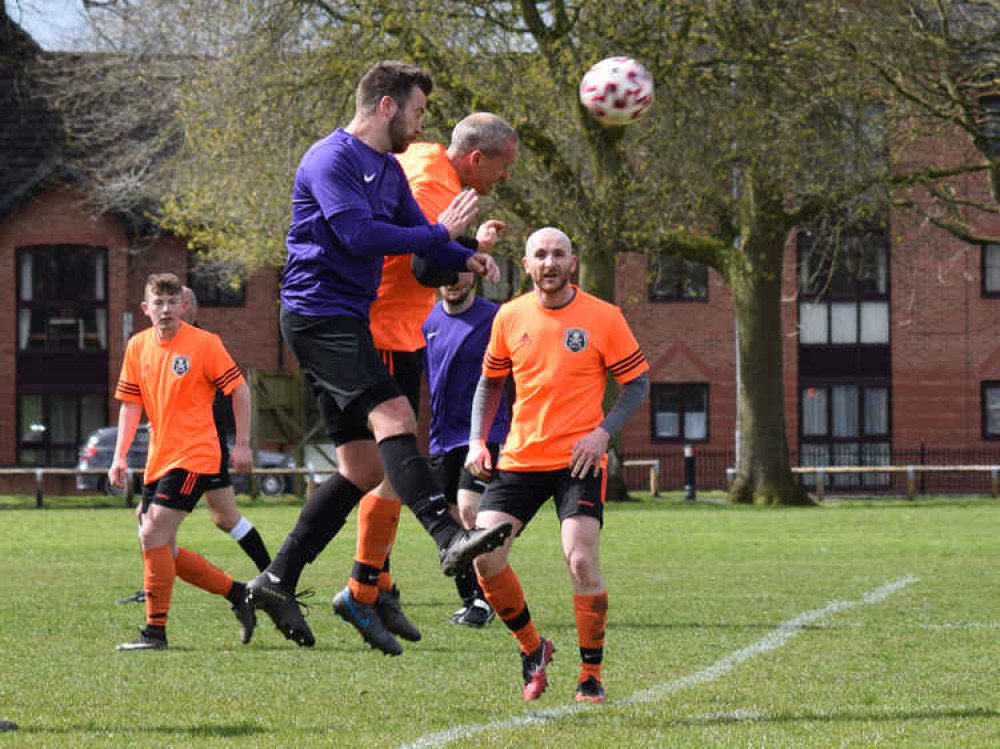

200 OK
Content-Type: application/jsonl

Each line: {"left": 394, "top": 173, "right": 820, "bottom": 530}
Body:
{"left": 13, "top": 721, "right": 268, "bottom": 737}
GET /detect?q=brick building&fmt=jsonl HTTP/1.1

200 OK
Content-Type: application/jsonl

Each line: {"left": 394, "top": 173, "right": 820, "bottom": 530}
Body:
{"left": 4, "top": 20, "right": 1000, "bottom": 497}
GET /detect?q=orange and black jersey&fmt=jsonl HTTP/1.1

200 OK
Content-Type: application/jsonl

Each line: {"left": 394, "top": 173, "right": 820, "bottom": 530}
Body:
{"left": 115, "top": 322, "right": 245, "bottom": 482}
{"left": 483, "top": 287, "right": 648, "bottom": 471}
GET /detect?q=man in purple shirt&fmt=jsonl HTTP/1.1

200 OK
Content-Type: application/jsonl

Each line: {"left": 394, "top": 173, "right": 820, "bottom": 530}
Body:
{"left": 246, "top": 60, "right": 512, "bottom": 650}
{"left": 424, "top": 272, "right": 511, "bottom": 628}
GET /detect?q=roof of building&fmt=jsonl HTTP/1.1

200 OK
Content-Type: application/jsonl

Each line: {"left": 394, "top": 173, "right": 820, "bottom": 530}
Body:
{"left": 0, "top": 15, "right": 66, "bottom": 222}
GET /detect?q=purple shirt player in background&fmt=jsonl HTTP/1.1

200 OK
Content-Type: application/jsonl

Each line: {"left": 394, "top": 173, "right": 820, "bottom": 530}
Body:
{"left": 423, "top": 271, "right": 511, "bottom": 628}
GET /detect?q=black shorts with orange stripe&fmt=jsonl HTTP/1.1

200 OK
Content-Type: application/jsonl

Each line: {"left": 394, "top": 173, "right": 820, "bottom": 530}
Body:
{"left": 428, "top": 443, "right": 501, "bottom": 505}
{"left": 141, "top": 468, "right": 215, "bottom": 514}
{"left": 478, "top": 467, "right": 606, "bottom": 529}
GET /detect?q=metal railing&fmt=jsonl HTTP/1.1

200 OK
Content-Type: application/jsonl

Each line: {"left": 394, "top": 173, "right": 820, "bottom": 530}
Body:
{"left": 622, "top": 446, "right": 1000, "bottom": 498}
{"left": 0, "top": 467, "right": 304, "bottom": 508}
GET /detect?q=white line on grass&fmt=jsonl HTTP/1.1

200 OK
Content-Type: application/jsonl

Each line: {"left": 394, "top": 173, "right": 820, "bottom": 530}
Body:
{"left": 398, "top": 576, "right": 918, "bottom": 749}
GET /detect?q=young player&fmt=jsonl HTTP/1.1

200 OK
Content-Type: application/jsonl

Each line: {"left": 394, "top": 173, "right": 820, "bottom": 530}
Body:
{"left": 115, "top": 286, "right": 271, "bottom": 605}
{"left": 111, "top": 273, "right": 257, "bottom": 650}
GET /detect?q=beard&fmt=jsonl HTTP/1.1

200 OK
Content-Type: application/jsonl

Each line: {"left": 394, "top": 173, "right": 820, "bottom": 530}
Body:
{"left": 444, "top": 286, "right": 473, "bottom": 309}
{"left": 388, "top": 111, "right": 412, "bottom": 154}
{"left": 535, "top": 270, "right": 570, "bottom": 294}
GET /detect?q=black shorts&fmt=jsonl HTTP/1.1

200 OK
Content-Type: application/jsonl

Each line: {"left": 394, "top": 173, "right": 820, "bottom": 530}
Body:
{"left": 203, "top": 436, "right": 231, "bottom": 491}
{"left": 428, "top": 443, "right": 501, "bottom": 505}
{"left": 281, "top": 307, "right": 401, "bottom": 446}
{"left": 141, "top": 468, "right": 215, "bottom": 514}
{"left": 479, "top": 468, "right": 606, "bottom": 528}
{"left": 379, "top": 348, "right": 424, "bottom": 417}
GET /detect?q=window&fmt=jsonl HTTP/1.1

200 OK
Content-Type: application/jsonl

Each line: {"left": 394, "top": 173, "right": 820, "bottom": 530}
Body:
{"left": 649, "top": 253, "right": 708, "bottom": 302}
{"left": 651, "top": 383, "right": 708, "bottom": 442}
{"left": 800, "top": 382, "right": 890, "bottom": 488}
{"left": 19, "top": 393, "right": 106, "bottom": 466}
{"left": 188, "top": 251, "right": 246, "bottom": 307}
{"left": 17, "top": 245, "right": 108, "bottom": 352}
{"left": 797, "top": 232, "right": 889, "bottom": 344}
{"left": 979, "top": 96, "right": 1000, "bottom": 158}
{"left": 983, "top": 243, "right": 1000, "bottom": 296}
{"left": 983, "top": 382, "right": 1000, "bottom": 439}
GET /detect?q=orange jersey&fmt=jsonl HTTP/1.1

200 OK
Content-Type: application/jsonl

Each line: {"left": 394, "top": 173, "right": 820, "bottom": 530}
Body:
{"left": 369, "top": 142, "right": 462, "bottom": 351}
{"left": 115, "top": 322, "right": 245, "bottom": 482}
{"left": 483, "top": 287, "right": 648, "bottom": 471}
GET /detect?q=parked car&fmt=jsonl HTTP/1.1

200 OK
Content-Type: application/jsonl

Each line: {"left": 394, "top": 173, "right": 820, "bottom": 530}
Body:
{"left": 76, "top": 424, "right": 295, "bottom": 495}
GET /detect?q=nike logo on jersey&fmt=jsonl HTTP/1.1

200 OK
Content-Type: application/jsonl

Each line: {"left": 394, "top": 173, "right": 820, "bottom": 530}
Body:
{"left": 426, "top": 331, "right": 440, "bottom": 340}
{"left": 364, "top": 172, "right": 376, "bottom": 183}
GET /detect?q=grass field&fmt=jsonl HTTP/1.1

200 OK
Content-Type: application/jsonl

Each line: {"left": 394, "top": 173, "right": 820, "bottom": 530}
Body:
{"left": 1, "top": 493, "right": 998, "bottom": 748}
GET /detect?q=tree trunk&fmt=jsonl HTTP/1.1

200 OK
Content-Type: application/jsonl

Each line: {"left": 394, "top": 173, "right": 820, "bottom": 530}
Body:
{"left": 726, "top": 182, "right": 813, "bottom": 506}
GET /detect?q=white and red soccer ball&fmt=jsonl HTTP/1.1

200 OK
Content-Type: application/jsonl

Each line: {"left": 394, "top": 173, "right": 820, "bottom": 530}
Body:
{"left": 579, "top": 56, "right": 654, "bottom": 126}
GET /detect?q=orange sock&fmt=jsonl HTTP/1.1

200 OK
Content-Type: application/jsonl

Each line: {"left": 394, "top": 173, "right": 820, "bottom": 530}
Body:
{"left": 378, "top": 558, "right": 394, "bottom": 593}
{"left": 574, "top": 590, "right": 608, "bottom": 683}
{"left": 143, "top": 545, "right": 175, "bottom": 629}
{"left": 479, "top": 565, "right": 540, "bottom": 655}
{"left": 349, "top": 493, "right": 400, "bottom": 604}
{"left": 174, "top": 547, "right": 234, "bottom": 597}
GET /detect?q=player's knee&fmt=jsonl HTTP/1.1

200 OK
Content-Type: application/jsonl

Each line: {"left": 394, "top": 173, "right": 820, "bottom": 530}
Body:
{"left": 474, "top": 546, "right": 508, "bottom": 580}
{"left": 565, "top": 549, "right": 600, "bottom": 589}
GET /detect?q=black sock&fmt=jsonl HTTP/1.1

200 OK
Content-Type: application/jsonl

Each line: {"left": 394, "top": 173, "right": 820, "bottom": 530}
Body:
{"left": 267, "top": 472, "right": 364, "bottom": 590}
{"left": 226, "top": 581, "right": 246, "bottom": 606}
{"left": 453, "top": 562, "right": 481, "bottom": 605}
{"left": 237, "top": 527, "right": 272, "bottom": 572}
{"left": 377, "top": 434, "right": 458, "bottom": 548}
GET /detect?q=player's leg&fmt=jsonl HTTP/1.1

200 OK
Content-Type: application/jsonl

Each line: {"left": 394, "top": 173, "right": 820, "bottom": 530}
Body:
{"left": 204, "top": 437, "right": 271, "bottom": 572}
{"left": 450, "top": 443, "right": 500, "bottom": 627}
{"left": 247, "top": 434, "right": 377, "bottom": 648}
{"left": 115, "top": 501, "right": 147, "bottom": 604}
{"left": 246, "top": 311, "right": 380, "bottom": 647}
{"left": 204, "top": 485, "right": 271, "bottom": 572}
{"left": 367, "top": 396, "right": 512, "bottom": 574}
{"left": 473, "top": 470, "right": 553, "bottom": 700}
{"left": 556, "top": 469, "right": 608, "bottom": 703}
{"left": 119, "top": 469, "right": 254, "bottom": 650}
{"left": 353, "top": 349, "right": 422, "bottom": 642}
{"left": 348, "top": 480, "right": 421, "bottom": 645}
{"left": 331, "top": 442, "right": 406, "bottom": 656}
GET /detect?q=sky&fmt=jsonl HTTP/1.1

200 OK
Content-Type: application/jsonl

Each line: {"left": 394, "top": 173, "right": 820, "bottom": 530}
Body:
{"left": 9, "top": 0, "right": 92, "bottom": 51}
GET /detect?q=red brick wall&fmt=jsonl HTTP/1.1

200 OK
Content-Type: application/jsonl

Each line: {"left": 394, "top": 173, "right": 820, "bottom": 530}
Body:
{"left": 0, "top": 184, "right": 287, "bottom": 468}
{"left": 890, "top": 213, "right": 1000, "bottom": 448}
{"left": 615, "top": 242, "right": 801, "bottom": 459}
{"left": 0, "top": 186, "right": 131, "bottom": 463}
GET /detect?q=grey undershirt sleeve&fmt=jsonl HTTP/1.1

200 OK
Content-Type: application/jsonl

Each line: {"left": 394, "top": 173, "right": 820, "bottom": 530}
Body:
{"left": 599, "top": 372, "right": 650, "bottom": 436}
{"left": 470, "top": 374, "right": 506, "bottom": 443}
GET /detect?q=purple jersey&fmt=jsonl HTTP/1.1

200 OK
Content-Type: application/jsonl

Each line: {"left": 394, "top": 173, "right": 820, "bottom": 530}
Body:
{"left": 281, "top": 129, "right": 473, "bottom": 319}
{"left": 423, "top": 296, "right": 510, "bottom": 454}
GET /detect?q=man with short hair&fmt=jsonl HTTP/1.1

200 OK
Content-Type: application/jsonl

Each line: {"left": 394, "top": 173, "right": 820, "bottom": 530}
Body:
{"left": 423, "top": 271, "right": 511, "bottom": 628}
{"left": 115, "top": 287, "right": 271, "bottom": 606}
{"left": 341, "top": 112, "right": 518, "bottom": 652}
{"left": 246, "top": 60, "right": 512, "bottom": 650}
{"left": 467, "top": 227, "right": 650, "bottom": 702}
{"left": 111, "top": 272, "right": 257, "bottom": 651}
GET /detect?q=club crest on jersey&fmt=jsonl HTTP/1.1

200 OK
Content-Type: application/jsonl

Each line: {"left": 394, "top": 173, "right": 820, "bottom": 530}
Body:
{"left": 171, "top": 355, "right": 190, "bottom": 376}
{"left": 564, "top": 328, "right": 588, "bottom": 353}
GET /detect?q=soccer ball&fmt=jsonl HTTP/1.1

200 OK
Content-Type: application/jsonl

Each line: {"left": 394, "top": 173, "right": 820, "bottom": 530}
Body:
{"left": 579, "top": 56, "right": 654, "bottom": 126}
